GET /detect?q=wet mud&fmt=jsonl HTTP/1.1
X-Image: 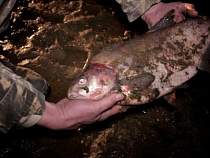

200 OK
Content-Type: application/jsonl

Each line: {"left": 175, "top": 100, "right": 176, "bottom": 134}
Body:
{"left": 0, "top": 0, "right": 210, "bottom": 158}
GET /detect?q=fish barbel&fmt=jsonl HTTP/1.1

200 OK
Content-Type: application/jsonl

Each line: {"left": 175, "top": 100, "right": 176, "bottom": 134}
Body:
{"left": 67, "top": 17, "right": 210, "bottom": 105}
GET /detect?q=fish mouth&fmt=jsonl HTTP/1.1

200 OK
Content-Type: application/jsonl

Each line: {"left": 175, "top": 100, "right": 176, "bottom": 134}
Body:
{"left": 67, "top": 86, "right": 110, "bottom": 100}
{"left": 88, "top": 88, "right": 105, "bottom": 100}
{"left": 89, "top": 85, "right": 111, "bottom": 100}
{"left": 67, "top": 88, "right": 84, "bottom": 99}
{"left": 67, "top": 87, "right": 105, "bottom": 100}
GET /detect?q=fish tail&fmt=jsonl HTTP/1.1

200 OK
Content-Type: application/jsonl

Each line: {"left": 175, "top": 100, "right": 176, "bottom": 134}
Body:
{"left": 199, "top": 44, "right": 210, "bottom": 73}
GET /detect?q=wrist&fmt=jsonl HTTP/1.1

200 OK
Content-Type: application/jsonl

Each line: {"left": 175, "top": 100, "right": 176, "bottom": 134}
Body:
{"left": 141, "top": 2, "right": 163, "bottom": 29}
{"left": 36, "top": 101, "right": 60, "bottom": 129}
{"left": 141, "top": 2, "right": 161, "bottom": 20}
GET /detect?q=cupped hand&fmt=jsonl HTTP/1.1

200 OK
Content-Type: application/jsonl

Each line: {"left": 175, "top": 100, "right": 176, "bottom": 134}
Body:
{"left": 141, "top": 2, "right": 198, "bottom": 29}
{"left": 37, "top": 93, "right": 125, "bottom": 130}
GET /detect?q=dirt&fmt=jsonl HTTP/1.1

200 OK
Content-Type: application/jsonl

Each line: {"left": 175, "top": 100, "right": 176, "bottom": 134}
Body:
{"left": 0, "top": 0, "right": 210, "bottom": 158}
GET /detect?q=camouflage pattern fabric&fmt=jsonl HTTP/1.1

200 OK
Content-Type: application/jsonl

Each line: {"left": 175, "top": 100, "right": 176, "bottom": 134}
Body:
{"left": 0, "top": 0, "right": 17, "bottom": 33}
{"left": 116, "top": 0, "right": 161, "bottom": 22}
{"left": 0, "top": 62, "right": 45, "bottom": 133}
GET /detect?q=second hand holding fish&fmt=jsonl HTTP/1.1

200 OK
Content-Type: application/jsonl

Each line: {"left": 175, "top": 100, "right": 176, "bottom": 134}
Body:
{"left": 141, "top": 2, "right": 198, "bottom": 29}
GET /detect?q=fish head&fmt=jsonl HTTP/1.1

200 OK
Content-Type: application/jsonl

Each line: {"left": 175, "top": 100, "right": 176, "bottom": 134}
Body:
{"left": 67, "top": 63, "right": 116, "bottom": 100}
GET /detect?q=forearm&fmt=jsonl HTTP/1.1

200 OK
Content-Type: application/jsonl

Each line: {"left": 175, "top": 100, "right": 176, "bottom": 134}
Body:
{"left": 0, "top": 62, "right": 45, "bottom": 133}
{"left": 36, "top": 101, "right": 61, "bottom": 130}
{"left": 116, "top": 0, "right": 161, "bottom": 22}
{"left": 36, "top": 100, "right": 82, "bottom": 130}
{"left": 37, "top": 93, "right": 125, "bottom": 131}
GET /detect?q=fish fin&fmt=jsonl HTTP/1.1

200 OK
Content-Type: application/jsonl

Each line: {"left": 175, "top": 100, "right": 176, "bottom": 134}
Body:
{"left": 163, "top": 92, "right": 176, "bottom": 105}
{"left": 199, "top": 44, "right": 210, "bottom": 73}
{"left": 163, "top": 84, "right": 189, "bottom": 105}
{"left": 131, "top": 73, "right": 155, "bottom": 91}
{"left": 148, "top": 9, "right": 176, "bottom": 33}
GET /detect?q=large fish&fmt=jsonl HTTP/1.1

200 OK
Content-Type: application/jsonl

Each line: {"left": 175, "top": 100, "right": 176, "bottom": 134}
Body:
{"left": 67, "top": 17, "right": 210, "bottom": 105}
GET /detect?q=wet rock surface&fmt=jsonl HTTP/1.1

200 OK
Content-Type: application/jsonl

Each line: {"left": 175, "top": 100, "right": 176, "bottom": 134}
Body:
{"left": 0, "top": 0, "right": 210, "bottom": 158}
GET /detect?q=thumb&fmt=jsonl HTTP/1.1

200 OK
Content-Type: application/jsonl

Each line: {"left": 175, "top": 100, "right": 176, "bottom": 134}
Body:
{"left": 185, "top": 4, "right": 198, "bottom": 17}
{"left": 95, "top": 93, "right": 124, "bottom": 113}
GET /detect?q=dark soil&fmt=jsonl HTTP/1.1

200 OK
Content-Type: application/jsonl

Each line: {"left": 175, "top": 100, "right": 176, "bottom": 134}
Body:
{"left": 0, "top": 0, "right": 210, "bottom": 158}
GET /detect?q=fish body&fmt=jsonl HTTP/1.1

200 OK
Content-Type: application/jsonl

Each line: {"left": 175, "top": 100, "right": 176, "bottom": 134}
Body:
{"left": 68, "top": 17, "right": 210, "bottom": 105}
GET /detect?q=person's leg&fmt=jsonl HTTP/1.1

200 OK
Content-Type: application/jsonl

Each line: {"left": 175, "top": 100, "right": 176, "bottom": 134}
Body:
{"left": 0, "top": 55, "right": 51, "bottom": 96}
{"left": 0, "top": 1, "right": 50, "bottom": 96}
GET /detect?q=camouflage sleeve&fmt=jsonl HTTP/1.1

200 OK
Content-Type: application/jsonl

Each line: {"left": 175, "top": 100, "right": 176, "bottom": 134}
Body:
{"left": 0, "top": 0, "right": 17, "bottom": 33}
{"left": 116, "top": 0, "right": 161, "bottom": 22}
{"left": 0, "top": 62, "right": 45, "bottom": 133}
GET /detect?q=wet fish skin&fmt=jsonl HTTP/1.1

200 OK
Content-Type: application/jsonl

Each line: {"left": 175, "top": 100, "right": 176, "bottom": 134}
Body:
{"left": 68, "top": 17, "right": 210, "bottom": 105}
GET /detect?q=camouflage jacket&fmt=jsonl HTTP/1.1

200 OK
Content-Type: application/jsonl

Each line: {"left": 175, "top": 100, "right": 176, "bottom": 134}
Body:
{"left": 116, "top": 0, "right": 161, "bottom": 22}
{"left": 0, "top": 0, "right": 17, "bottom": 33}
{"left": 0, "top": 62, "right": 45, "bottom": 133}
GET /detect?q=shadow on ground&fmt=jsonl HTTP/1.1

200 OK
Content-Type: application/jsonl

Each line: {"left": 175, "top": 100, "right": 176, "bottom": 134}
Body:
{"left": 0, "top": 0, "right": 210, "bottom": 158}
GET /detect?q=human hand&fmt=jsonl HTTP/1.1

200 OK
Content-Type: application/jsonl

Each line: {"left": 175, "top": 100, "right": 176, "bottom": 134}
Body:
{"left": 37, "top": 93, "right": 125, "bottom": 130}
{"left": 141, "top": 2, "right": 198, "bottom": 29}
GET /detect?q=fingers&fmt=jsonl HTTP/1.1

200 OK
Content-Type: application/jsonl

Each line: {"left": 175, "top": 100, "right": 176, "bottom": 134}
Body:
{"left": 173, "top": 3, "right": 198, "bottom": 24}
{"left": 99, "top": 105, "right": 122, "bottom": 121}
{"left": 141, "top": 2, "right": 198, "bottom": 30}
{"left": 173, "top": 11, "right": 186, "bottom": 23}
{"left": 97, "top": 105, "right": 127, "bottom": 121}
{"left": 184, "top": 4, "right": 198, "bottom": 17}
{"left": 95, "top": 93, "right": 124, "bottom": 113}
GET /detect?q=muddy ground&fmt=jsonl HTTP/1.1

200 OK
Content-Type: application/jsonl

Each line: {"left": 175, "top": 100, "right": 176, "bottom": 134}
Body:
{"left": 0, "top": 0, "right": 210, "bottom": 158}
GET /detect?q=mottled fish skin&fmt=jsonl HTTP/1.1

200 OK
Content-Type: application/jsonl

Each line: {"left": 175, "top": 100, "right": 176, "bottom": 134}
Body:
{"left": 148, "top": 9, "right": 176, "bottom": 33}
{"left": 68, "top": 17, "right": 210, "bottom": 105}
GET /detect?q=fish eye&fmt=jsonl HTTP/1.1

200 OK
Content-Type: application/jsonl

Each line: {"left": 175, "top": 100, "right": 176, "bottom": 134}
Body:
{"left": 79, "top": 77, "right": 87, "bottom": 85}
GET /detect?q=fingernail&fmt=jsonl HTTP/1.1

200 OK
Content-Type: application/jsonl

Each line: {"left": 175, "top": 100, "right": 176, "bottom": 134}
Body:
{"left": 116, "top": 93, "right": 124, "bottom": 101}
